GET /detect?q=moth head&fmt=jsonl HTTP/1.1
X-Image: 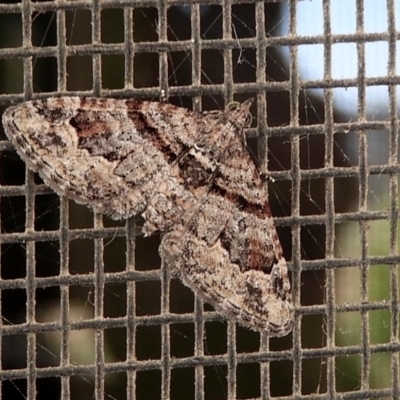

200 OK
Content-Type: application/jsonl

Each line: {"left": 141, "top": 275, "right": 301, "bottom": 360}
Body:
{"left": 225, "top": 98, "right": 254, "bottom": 127}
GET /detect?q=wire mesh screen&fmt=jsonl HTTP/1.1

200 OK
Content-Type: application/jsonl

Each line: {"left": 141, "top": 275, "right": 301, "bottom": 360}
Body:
{"left": 0, "top": 0, "right": 399, "bottom": 399}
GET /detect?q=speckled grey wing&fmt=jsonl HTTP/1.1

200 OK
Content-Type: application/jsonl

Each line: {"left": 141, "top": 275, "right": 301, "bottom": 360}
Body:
{"left": 2, "top": 97, "right": 204, "bottom": 220}
{"left": 160, "top": 191, "right": 293, "bottom": 336}
{"left": 161, "top": 213, "right": 293, "bottom": 336}
{"left": 139, "top": 101, "right": 255, "bottom": 235}
{"left": 159, "top": 107, "right": 293, "bottom": 336}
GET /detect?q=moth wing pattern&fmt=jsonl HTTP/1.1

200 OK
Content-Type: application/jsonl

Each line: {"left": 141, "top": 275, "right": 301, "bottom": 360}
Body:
{"left": 3, "top": 97, "right": 210, "bottom": 221}
{"left": 2, "top": 96, "right": 293, "bottom": 336}
{"left": 159, "top": 110, "right": 293, "bottom": 335}
{"left": 161, "top": 223, "right": 293, "bottom": 336}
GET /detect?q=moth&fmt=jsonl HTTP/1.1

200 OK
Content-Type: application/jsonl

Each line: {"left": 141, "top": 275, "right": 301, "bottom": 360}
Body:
{"left": 2, "top": 97, "right": 293, "bottom": 336}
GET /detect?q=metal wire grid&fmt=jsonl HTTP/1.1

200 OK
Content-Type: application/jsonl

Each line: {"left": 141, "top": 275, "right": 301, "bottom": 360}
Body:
{"left": 0, "top": 0, "right": 399, "bottom": 399}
